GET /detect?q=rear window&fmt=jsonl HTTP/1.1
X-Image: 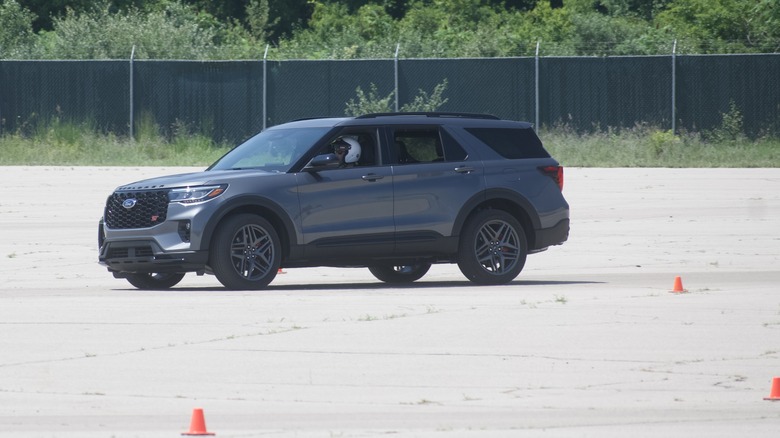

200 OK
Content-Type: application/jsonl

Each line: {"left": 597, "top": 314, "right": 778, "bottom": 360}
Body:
{"left": 465, "top": 127, "right": 550, "bottom": 159}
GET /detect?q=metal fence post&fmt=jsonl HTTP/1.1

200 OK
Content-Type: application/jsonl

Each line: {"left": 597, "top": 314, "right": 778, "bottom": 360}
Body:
{"left": 263, "top": 44, "right": 269, "bottom": 130}
{"left": 535, "top": 41, "right": 540, "bottom": 129}
{"left": 129, "top": 45, "right": 135, "bottom": 139}
{"left": 671, "top": 39, "right": 677, "bottom": 135}
{"left": 394, "top": 43, "right": 400, "bottom": 112}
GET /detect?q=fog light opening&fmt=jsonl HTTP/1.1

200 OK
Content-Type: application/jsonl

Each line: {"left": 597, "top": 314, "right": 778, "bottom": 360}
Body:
{"left": 178, "top": 221, "right": 191, "bottom": 243}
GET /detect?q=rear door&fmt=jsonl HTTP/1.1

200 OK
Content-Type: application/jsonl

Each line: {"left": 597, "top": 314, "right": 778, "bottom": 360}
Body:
{"left": 387, "top": 125, "right": 485, "bottom": 256}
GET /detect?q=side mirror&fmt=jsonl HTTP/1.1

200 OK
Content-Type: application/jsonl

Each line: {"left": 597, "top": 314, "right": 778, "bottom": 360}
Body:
{"left": 305, "top": 153, "right": 340, "bottom": 170}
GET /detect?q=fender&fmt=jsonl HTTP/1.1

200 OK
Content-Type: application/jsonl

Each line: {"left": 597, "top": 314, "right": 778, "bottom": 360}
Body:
{"left": 452, "top": 188, "right": 541, "bottom": 237}
{"left": 199, "top": 195, "right": 298, "bottom": 255}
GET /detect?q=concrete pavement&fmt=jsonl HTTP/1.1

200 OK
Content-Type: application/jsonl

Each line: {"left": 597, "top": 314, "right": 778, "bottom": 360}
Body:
{"left": 0, "top": 166, "right": 778, "bottom": 437}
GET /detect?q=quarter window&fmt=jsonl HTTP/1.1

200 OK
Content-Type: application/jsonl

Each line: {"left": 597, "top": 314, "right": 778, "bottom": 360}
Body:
{"left": 465, "top": 127, "right": 550, "bottom": 159}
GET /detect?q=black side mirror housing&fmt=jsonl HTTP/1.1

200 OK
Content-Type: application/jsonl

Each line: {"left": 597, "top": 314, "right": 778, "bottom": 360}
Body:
{"left": 305, "top": 153, "right": 340, "bottom": 170}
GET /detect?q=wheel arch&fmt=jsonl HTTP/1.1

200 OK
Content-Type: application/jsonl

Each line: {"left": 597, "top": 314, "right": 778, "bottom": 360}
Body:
{"left": 453, "top": 189, "right": 541, "bottom": 250}
{"left": 200, "top": 196, "right": 296, "bottom": 261}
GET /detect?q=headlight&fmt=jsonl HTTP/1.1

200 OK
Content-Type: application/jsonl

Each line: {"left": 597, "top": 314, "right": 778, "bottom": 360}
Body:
{"left": 168, "top": 185, "right": 227, "bottom": 204}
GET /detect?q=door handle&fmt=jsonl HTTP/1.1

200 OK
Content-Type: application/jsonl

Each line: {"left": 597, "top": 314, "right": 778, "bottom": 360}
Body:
{"left": 454, "top": 166, "right": 475, "bottom": 174}
{"left": 361, "top": 174, "right": 384, "bottom": 181}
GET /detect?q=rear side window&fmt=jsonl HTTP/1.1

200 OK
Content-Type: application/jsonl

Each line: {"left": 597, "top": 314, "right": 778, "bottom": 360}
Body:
{"left": 465, "top": 127, "right": 550, "bottom": 159}
{"left": 392, "top": 128, "right": 468, "bottom": 164}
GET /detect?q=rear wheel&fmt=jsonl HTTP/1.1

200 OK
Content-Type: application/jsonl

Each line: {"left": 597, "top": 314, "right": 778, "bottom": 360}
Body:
{"left": 457, "top": 209, "right": 527, "bottom": 285}
{"left": 210, "top": 214, "right": 280, "bottom": 290}
{"left": 368, "top": 263, "right": 431, "bottom": 283}
{"left": 125, "top": 272, "right": 185, "bottom": 290}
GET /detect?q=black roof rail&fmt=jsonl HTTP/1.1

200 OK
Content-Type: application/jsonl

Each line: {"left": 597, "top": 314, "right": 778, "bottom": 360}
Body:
{"left": 356, "top": 112, "right": 500, "bottom": 120}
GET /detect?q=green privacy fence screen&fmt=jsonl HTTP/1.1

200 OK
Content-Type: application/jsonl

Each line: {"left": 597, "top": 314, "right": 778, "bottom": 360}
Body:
{"left": 1, "top": 54, "right": 778, "bottom": 143}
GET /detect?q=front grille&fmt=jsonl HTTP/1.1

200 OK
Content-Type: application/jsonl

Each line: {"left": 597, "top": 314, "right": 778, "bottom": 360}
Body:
{"left": 105, "top": 190, "right": 169, "bottom": 229}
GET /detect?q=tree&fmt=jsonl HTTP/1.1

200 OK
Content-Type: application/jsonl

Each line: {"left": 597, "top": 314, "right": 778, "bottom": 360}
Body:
{"left": 183, "top": 0, "right": 247, "bottom": 23}
{"left": 656, "top": 0, "right": 778, "bottom": 53}
{"left": 18, "top": 0, "right": 153, "bottom": 31}
{"left": 0, "top": 0, "right": 36, "bottom": 57}
{"left": 246, "top": 0, "right": 272, "bottom": 39}
{"left": 748, "top": 0, "right": 780, "bottom": 52}
{"left": 6, "top": 0, "right": 777, "bottom": 59}
{"left": 47, "top": 2, "right": 218, "bottom": 59}
{"left": 266, "top": 0, "right": 311, "bottom": 41}
{"left": 594, "top": 0, "right": 670, "bottom": 19}
{"left": 503, "top": 0, "right": 562, "bottom": 10}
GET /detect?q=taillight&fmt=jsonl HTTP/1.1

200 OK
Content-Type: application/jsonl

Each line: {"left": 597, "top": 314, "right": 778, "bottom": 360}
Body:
{"left": 539, "top": 165, "right": 564, "bottom": 191}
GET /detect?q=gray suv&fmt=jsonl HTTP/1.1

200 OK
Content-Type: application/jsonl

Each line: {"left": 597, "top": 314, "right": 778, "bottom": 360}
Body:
{"left": 98, "top": 113, "right": 569, "bottom": 290}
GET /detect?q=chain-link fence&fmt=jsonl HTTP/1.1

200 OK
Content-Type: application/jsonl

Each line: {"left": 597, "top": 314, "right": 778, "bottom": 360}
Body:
{"left": 0, "top": 60, "right": 128, "bottom": 134}
{"left": 1, "top": 53, "right": 778, "bottom": 142}
{"left": 400, "top": 58, "right": 536, "bottom": 122}
{"left": 133, "top": 61, "right": 264, "bottom": 141}
{"left": 676, "top": 54, "right": 780, "bottom": 137}
{"left": 540, "top": 56, "right": 673, "bottom": 131}
{"left": 267, "top": 59, "right": 394, "bottom": 128}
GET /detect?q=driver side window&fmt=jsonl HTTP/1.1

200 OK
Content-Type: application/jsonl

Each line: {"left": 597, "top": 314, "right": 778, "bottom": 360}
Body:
{"left": 320, "top": 130, "right": 379, "bottom": 168}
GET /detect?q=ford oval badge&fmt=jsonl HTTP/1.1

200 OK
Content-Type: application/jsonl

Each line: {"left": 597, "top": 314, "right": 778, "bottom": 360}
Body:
{"left": 122, "top": 198, "right": 137, "bottom": 209}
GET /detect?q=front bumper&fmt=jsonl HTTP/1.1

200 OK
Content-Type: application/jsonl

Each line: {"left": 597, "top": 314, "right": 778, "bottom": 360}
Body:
{"left": 99, "top": 239, "right": 209, "bottom": 274}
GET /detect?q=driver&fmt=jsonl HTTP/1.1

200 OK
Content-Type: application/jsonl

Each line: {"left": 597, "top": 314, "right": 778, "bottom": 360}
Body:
{"left": 332, "top": 136, "right": 361, "bottom": 168}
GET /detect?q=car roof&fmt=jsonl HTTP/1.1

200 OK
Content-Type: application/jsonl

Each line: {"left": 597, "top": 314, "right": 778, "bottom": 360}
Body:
{"left": 266, "top": 117, "right": 351, "bottom": 130}
{"left": 270, "top": 113, "right": 534, "bottom": 130}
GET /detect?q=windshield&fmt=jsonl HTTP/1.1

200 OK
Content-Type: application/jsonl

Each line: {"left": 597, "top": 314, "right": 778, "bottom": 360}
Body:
{"left": 209, "top": 127, "right": 330, "bottom": 172}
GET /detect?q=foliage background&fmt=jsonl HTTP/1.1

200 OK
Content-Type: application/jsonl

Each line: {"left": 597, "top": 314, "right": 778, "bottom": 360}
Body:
{"left": 2, "top": 0, "right": 779, "bottom": 60}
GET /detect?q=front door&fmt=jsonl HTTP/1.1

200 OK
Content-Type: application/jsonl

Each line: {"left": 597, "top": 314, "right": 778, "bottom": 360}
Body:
{"left": 296, "top": 128, "right": 394, "bottom": 259}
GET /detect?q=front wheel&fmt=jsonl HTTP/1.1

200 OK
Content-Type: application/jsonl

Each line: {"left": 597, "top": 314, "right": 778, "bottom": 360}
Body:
{"left": 125, "top": 272, "right": 185, "bottom": 290}
{"left": 457, "top": 209, "right": 527, "bottom": 285}
{"left": 368, "top": 263, "right": 431, "bottom": 283}
{"left": 209, "top": 214, "right": 281, "bottom": 290}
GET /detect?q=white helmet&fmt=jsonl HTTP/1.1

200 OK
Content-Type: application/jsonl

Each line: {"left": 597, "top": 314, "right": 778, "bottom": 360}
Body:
{"left": 335, "top": 136, "right": 361, "bottom": 164}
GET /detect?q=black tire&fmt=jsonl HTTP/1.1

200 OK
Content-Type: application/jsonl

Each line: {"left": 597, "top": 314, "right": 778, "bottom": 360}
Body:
{"left": 210, "top": 214, "right": 281, "bottom": 290}
{"left": 125, "top": 272, "right": 185, "bottom": 290}
{"left": 457, "top": 209, "right": 527, "bottom": 285}
{"left": 368, "top": 263, "right": 431, "bottom": 283}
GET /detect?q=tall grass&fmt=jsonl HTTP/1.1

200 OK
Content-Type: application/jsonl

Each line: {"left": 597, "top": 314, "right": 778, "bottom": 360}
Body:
{"left": 0, "top": 118, "right": 778, "bottom": 167}
{"left": 541, "top": 124, "right": 780, "bottom": 167}
{"left": 0, "top": 118, "right": 231, "bottom": 166}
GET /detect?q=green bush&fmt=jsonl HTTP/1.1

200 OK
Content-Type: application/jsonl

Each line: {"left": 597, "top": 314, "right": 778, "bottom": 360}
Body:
{"left": 345, "top": 80, "right": 449, "bottom": 116}
{"left": 707, "top": 101, "right": 744, "bottom": 143}
{"left": 647, "top": 129, "right": 680, "bottom": 157}
{"left": 401, "top": 80, "right": 449, "bottom": 112}
{"left": 46, "top": 1, "right": 219, "bottom": 60}
{"left": 345, "top": 83, "right": 395, "bottom": 116}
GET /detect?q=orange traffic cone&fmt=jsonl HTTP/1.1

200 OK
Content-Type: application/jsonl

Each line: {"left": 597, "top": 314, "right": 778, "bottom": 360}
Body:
{"left": 670, "top": 276, "right": 687, "bottom": 293}
{"left": 764, "top": 377, "right": 780, "bottom": 401}
{"left": 182, "top": 408, "right": 215, "bottom": 436}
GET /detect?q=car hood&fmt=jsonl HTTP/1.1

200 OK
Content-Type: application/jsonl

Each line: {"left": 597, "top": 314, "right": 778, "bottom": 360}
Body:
{"left": 114, "top": 169, "right": 280, "bottom": 191}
